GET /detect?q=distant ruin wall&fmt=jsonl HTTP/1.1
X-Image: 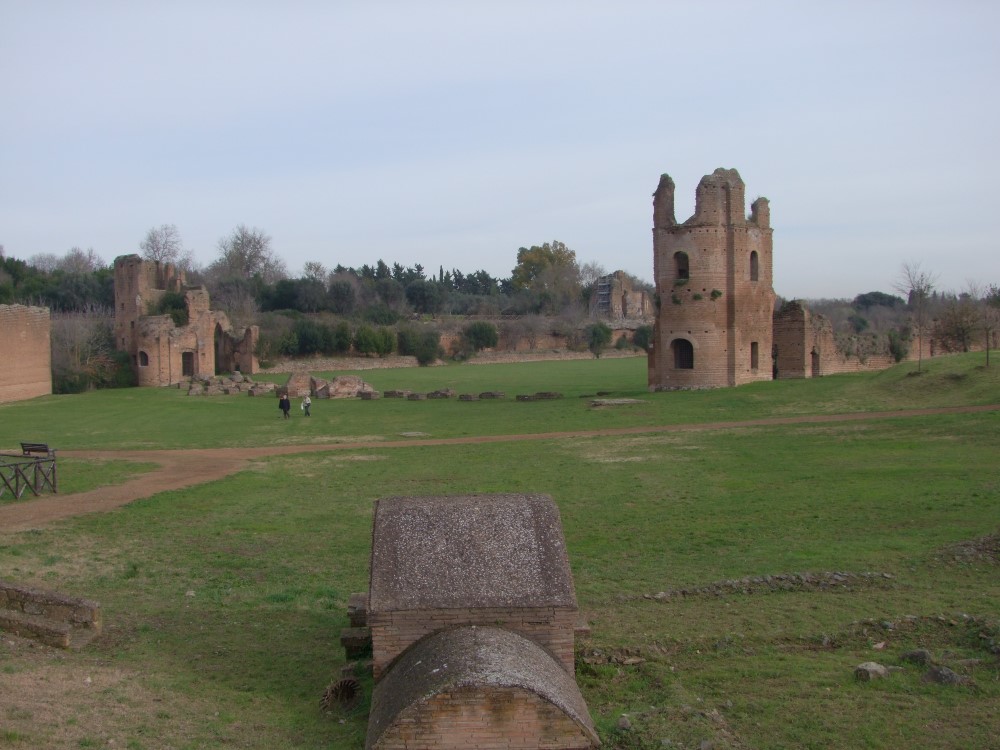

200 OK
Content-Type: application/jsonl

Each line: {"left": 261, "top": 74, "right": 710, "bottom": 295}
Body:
{"left": 774, "top": 301, "right": 916, "bottom": 378}
{"left": 0, "top": 304, "right": 52, "bottom": 403}
{"left": 114, "top": 255, "right": 258, "bottom": 386}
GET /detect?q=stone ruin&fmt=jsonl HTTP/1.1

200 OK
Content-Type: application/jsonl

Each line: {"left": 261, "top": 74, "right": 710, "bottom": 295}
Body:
{"left": 588, "top": 270, "right": 653, "bottom": 322}
{"left": 113, "top": 255, "right": 258, "bottom": 386}
{"left": 648, "top": 167, "right": 934, "bottom": 390}
{"left": 281, "top": 372, "right": 374, "bottom": 399}
{"left": 0, "top": 580, "right": 102, "bottom": 649}
{"left": 346, "top": 493, "right": 599, "bottom": 750}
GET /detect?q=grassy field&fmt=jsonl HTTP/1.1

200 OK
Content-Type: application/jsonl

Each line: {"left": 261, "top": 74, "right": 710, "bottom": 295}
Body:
{"left": 0, "top": 352, "right": 998, "bottom": 749}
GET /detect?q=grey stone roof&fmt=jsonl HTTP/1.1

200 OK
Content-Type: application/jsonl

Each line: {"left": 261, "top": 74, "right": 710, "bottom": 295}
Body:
{"left": 368, "top": 494, "right": 577, "bottom": 612}
{"left": 365, "top": 625, "right": 599, "bottom": 750}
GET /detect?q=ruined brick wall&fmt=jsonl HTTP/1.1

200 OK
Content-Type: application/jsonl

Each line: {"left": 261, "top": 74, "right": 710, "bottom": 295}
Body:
{"left": 115, "top": 255, "right": 257, "bottom": 385}
{"left": 774, "top": 301, "right": 915, "bottom": 378}
{"left": 369, "top": 606, "right": 577, "bottom": 680}
{"left": 773, "top": 302, "right": 811, "bottom": 378}
{"left": 113, "top": 255, "right": 184, "bottom": 358}
{"left": 589, "top": 271, "right": 653, "bottom": 321}
{"left": 372, "top": 686, "right": 593, "bottom": 750}
{"left": 234, "top": 325, "right": 260, "bottom": 373}
{"left": 649, "top": 168, "right": 775, "bottom": 389}
{"left": 134, "top": 316, "right": 208, "bottom": 386}
{"left": 0, "top": 304, "right": 52, "bottom": 403}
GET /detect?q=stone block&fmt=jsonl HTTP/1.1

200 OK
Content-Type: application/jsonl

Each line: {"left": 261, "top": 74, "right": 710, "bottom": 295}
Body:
{"left": 341, "top": 626, "right": 372, "bottom": 659}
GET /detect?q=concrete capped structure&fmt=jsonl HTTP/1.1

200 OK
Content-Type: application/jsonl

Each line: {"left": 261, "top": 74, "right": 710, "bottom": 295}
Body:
{"left": 368, "top": 493, "right": 579, "bottom": 678}
{"left": 365, "top": 493, "right": 598, "bottom": 749}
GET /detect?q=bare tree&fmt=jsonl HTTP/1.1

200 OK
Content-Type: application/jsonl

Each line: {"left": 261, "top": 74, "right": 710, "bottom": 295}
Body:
{"left": 302, "top": 261, "right": 327, "bottom": 283}
{"left": 50, "top": 309, "right": 128, "bottom": 392}
{"left": 894, "top": 261, "right": 938, "bottom": 372}
{"left": 968, "top": 281, "right": 1000, "bottom": 367}
{"left": 140, "top": 224, "right": 192, "bottom": 269}
{"left": 579, "top": 260, "right": 607, "bottom": 289}
{"left": 210, "top": 225, "right": 287, "bottom": 284}
{"left": 28, "top": 252, "right": 60, "bottom": 272}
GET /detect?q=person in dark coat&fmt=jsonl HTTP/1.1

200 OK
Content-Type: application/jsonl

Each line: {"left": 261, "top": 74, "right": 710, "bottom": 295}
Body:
{"left": 279, "top": 393, "right": 291, "bottom": 419}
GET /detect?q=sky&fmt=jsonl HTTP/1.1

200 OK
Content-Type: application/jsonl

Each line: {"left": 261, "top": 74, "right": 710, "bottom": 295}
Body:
{"left": 2, "top": 1, "right": 997, "bottom": 299}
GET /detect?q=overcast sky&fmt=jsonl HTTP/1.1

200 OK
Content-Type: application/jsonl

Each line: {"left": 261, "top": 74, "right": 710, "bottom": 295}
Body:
{"left": 2, "top": 1, "right": 997, "bottom": 299}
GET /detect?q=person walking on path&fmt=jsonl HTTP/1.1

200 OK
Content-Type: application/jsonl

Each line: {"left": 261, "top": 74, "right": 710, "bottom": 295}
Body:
{"left": 302, "top": 395, "right": 311, "bottom": 417}
{"left": 279, "top": 393, "right": 291, "bottom": 419}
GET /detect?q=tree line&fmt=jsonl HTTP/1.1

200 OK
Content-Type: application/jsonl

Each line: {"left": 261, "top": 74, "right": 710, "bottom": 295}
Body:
{"left": 1, "top": 228, "right": 647, "bottom": 322}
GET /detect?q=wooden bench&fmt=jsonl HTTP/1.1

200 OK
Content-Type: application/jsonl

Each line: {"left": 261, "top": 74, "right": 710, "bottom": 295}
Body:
{"left": 21, "top": 442, "right": 55, "bottom": 458}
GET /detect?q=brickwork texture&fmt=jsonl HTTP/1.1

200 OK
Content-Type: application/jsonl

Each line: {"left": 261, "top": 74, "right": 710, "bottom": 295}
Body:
{"left": 0, "top": 304, "right": 52, "bottom": 403}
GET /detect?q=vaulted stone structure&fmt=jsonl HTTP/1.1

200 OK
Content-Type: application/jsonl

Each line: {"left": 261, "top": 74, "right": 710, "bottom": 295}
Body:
{"left": 364, "top": 493, "right": 598, "bottom": 750}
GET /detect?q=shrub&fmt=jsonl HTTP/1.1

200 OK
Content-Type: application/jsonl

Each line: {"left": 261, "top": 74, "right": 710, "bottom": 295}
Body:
{"left": 292, "top": 319, "right": 325, "bottom": 355}
{"left": 888, "top": 329, "right": 909, "bottom": 362}
{"left": 398, "top": 326, "right": 442, "bottom": 366}
{"left": 586, "top": 322, "right": 612, "bottom": 358}
{"left": 365, "top": 304, "right": 399, "bottom": 325}
{"left": 633, "top": 324, "right": 653, "bottom": 351}
{"left": 353, "top": 325, "right": 379, "bottom": 356}
{"left": 374, "top": 326, "right": 395, "bottom": 357}
{"left": 277, "top": 332, "right": 299, "bottom": 356}
{"left": 329, "top": 321, "right": 352, "bottom": 354}
{"left": 462, "top": 321, "right": 498, "bottom": 352}
{"left": 153, "top": 291, "right": 188, "bottom": 327}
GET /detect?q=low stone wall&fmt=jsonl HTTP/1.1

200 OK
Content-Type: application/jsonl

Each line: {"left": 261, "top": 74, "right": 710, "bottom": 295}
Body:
{"left": 0, "top": 580, "right": 102, "bottom": 648}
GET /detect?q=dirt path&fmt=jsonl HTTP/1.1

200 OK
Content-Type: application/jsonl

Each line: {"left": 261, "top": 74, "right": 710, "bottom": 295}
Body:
{"left": 2, "top": 403, "right": 997, "bottom": 534}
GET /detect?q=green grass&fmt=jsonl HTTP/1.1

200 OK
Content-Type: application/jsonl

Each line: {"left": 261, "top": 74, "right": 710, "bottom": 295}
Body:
{"left": 0, "top": 352, "right": 997, "bottom": 748}
{"left": 1, "top": 352, "right": 997, "bottom": 451}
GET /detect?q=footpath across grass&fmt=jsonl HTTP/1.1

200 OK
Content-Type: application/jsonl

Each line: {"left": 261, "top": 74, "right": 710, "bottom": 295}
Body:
{"left": 0, "top": 352, "right": 997, "bottom": 749}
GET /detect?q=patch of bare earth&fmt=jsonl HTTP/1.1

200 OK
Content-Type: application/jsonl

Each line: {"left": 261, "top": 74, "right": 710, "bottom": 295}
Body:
{"left": 1, "top": 635, "right": 203, "bottom": 749}
{"left": 938, "top": 531, "right": 1000, "bottom": 564}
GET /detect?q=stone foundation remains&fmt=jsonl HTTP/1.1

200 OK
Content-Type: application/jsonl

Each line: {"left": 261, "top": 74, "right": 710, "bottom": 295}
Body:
{"left": 0, "top": 580, "right": 102, "bottom": 649}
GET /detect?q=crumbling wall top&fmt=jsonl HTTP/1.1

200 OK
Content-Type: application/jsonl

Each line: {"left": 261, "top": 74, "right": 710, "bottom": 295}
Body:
{"left": 688, "top": 167, "right": 746, "bottom": 226}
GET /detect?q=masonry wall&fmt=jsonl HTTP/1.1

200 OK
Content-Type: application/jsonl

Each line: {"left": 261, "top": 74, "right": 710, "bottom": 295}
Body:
{"left": 372, "top": 686, "right": 593, "bottom": 750}
{"left": 369, "top": 606, "right": 577, "bottom": 680}
{"left": 0, "top": 304, "right": 52, "bottom": 403}
{"left": 774, "top": 301, "right": 919, "bottom": 378}
{"left": 115, "top": 255, "right": 258, "bottom": 385}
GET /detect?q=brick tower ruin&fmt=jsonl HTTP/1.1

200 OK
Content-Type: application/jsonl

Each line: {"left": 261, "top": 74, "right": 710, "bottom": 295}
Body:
{"left": 113, "top": 255, "right": 258, "bottom": 386}
{"left": 649, "top": 168, "right": 776, "bottom": 389}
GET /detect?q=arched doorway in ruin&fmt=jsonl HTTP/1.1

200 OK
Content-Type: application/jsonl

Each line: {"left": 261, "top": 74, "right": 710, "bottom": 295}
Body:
{"left": 671, "top": 338, "right": 694, "bottom": 370}
{"left": 214, "top": 323, "right": 228, "bottom": 375}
